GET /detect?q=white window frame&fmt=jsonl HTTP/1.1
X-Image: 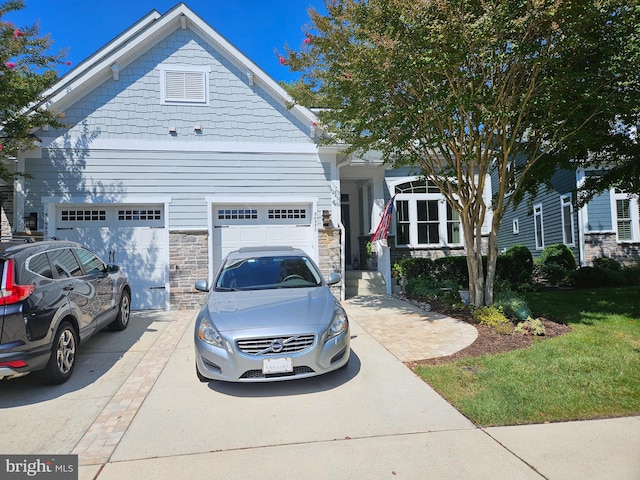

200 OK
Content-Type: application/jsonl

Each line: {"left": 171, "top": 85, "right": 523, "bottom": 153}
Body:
{"left": 512, "top": 218, "right": 519, "bottom": 234}
{"left": 612, "top": 190, "right": 640, "bottom": 242}
{"left": 534, "top": 203, "right": 544, "bottom": 250}
{"left": 560, "top": 194, "right": 575, "bottom": 246}
{"left": 393, "top": 180, "right": 463, "bottom": 248}
{"left": 159, "top": 65, "right": 210, "bottom": 105}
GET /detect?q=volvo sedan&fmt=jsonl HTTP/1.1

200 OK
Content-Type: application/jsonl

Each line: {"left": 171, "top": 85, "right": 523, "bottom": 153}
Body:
{"left": 194, "top": 246, "right": 349, "bottom": 382}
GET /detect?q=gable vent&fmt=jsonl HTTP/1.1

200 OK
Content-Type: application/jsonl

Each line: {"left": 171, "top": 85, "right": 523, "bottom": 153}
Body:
{"left": 164, "top": 71, "right": 206, "bottom": 103}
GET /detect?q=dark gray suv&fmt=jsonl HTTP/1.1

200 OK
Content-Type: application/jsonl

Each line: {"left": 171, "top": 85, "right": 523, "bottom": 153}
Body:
{"left": 0, "top": 240, "right": 131, "bottom": 384}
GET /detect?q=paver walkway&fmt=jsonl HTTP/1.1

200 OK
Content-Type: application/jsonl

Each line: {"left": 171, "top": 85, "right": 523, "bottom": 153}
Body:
{"left": 343, "top": 294, "right": 478, "bottom": 362}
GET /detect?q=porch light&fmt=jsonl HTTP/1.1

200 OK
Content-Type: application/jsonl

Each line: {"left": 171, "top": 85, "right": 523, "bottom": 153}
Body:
{"left": 322, "top": 210, "right": 331, "bottom": 227}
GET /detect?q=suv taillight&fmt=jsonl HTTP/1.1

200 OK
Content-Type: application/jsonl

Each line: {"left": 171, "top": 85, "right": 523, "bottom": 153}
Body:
{"left": 0, "top": 259, "right": 35, "bottom": 305}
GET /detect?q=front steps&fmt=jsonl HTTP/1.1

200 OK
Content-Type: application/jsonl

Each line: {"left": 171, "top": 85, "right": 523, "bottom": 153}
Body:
{"left": 345, "top": 270, "right": 386, "bottom": 298}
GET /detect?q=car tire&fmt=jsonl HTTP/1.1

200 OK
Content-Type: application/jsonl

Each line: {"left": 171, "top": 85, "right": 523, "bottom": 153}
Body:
{"left": 109, "top": 290, "right": 131, "bottom": 331}
{"left": 39, "top": 321, "right": 78, "bottom": 385}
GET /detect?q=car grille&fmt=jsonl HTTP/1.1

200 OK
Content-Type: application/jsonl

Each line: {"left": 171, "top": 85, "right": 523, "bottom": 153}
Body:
{"left": 236, "top": 334, "right": 315, "bottom": 356}
{"left": 240, "top": 366, "right": 315, "bottom": 379}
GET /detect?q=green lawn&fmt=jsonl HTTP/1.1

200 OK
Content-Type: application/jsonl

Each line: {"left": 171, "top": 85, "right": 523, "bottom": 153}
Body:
{"left": 414, "top": 287, "right": 640, "bottom": 426}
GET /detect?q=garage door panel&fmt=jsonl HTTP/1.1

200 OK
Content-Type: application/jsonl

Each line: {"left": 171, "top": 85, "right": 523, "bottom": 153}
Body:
{"left": 214, "top": 227, "right": 315, "bottom": 273}
{"left": 55, "top": 206, "right": 167, "bottom": 311}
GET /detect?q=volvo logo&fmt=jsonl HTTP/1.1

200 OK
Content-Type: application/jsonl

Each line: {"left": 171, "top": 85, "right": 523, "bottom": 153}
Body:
{"left": 270, "top": 339, "right": 284, "bottom": 353}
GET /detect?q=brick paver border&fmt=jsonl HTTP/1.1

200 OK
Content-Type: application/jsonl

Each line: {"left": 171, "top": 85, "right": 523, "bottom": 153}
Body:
{"left": 72, "top": 310, "right": 196, "bottom": 466}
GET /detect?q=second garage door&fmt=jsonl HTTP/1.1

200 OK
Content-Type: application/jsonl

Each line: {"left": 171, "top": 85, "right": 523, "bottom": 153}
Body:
{"left": 212, "top": 203, "right": 316, "bottom": 273}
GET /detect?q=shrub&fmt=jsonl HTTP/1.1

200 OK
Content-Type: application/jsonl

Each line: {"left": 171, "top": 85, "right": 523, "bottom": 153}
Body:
{"left": 623, "top": 265, "right": 640, "bottom": 286}
{"left": 496, "top": 245, "right": 534, "bottom": 288}
{"left": 592, "top": 257, "right": 621, "bottom": 271}
{"left": 573, "top": 266, "right": 603, "bottom": 289}
{"left": 405, "top": 276, "right": 460, "bottom": 301}
{"left": 393, "top": 257, "right": 435, "bottom": 280}
{"left": 433, "top": 256, "right": 469, "bottom": 288}
{"left": 515, "top": 317, "right": 546, "bottom": 336}
{"left": 493, "top": 291, "right": 528, "bottom": 318}
{"left": 472, "top": 306, "right": 511, "bottom": 328}
{"left": 393, "top": 256, "right": 468, "bottom": 292}
{"left": 538, "top": 243, "right": 576, "bottom": 285}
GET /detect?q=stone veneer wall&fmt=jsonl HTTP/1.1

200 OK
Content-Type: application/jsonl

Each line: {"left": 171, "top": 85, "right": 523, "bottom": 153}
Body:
{"left": 169, "top": 229, "right": 344, "bottom": 309}
{"left": 0, "top": 186, "right": 13, "bottom": 237}
{"left": 318, "top": 227, "right": 342, "bottom": 298}
{"left": 584, "top": 232, "right": 640, "bottom": 266}
{"left": 388, "top": 235, "right": 474, "bottom": 265}
{"left": 169, "top": 231, "right": 209, "bottom": 310}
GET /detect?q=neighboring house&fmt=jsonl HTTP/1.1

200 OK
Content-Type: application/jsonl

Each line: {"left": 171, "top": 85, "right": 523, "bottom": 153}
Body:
{"left": 496, "top": 167, "right": 580, "bottom": 261}
{"left": 7, "top": 4, "right": 344, "bottom": 310}
{"left": 496, "top": 166, "right": 640, "bottom": 266}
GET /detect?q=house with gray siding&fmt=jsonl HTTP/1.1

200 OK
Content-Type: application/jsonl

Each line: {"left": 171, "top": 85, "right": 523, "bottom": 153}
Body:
{"left": 495, "top": 165, "right": 639, "bottom": 267}
{"left": 4, "top": 4, "right": 634, "bottom": 310}
{"left": 5, "top": 4, "right": 343, "bottom": 310}
{"left": 496, "top": 168, "right": 580, "bottom": 261}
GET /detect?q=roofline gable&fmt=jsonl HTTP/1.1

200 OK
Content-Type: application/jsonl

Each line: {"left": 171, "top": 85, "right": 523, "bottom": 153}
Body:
{"left": 41, "top": 3, "right": 317, "bottom": 126}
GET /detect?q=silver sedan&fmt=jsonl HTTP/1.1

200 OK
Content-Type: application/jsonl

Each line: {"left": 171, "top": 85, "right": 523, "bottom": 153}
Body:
{"left": 194, "top": 247, "right": 350, "bottom": 382}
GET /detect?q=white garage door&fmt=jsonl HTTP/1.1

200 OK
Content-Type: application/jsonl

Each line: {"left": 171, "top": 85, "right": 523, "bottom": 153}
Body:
{"left": 212, "top": 204, "right": 316, "bottom": 273}
{"left": 54, "top": 205, "right": 168, "bottom": 311}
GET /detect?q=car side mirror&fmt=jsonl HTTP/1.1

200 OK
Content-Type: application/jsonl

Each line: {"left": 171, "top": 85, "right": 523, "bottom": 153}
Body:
{"left": 194, "top": 279, "right": 209, "bottom": 292}
{"left": 326, "top": 272, "right": 341, "bottom": 286}
{"left": 107, "top": 264, "right": 120, "bottom": 273}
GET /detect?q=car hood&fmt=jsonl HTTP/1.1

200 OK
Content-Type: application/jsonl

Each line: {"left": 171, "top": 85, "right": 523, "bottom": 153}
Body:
{"left": 205, "top": 287, "right": 337, "bottom": 332}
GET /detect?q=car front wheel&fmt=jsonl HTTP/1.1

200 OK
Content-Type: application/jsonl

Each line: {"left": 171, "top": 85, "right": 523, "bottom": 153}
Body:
{"left": 39, "top": 321, "right": 78, "bottom": 385}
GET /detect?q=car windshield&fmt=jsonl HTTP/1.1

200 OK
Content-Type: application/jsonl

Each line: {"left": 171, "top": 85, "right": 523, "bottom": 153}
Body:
{"left": 215, "top": 255, "right": 322, "bottom": 291}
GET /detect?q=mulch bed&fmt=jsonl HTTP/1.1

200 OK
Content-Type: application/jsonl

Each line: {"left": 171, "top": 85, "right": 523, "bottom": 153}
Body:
{"left": 396, "top": 295, "right": 572, "bottom": 369}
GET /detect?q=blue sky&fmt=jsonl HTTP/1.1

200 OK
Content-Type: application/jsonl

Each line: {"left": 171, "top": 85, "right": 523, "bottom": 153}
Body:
{"left": 5, "top": 0, "right": 326, "bottom": 82}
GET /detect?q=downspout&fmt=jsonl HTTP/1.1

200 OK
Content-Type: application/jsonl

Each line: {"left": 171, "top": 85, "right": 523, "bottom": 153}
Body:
{"left": 336, "top": 152, "right": 351, "bottom": 302}
{"left": 576, "top": 168, "right": 587, "bottom": 266}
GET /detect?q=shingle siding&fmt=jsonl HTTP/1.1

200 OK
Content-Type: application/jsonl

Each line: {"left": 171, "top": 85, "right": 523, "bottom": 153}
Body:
{"left": 48, "top": 29, "right": 309, "bottom": 143}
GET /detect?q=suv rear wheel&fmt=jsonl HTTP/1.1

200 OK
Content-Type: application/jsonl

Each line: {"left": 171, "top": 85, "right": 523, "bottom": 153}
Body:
{"left": 39, "top": 321, "right": 78, "bottom": 385}
{"left": 109, "top": 290, "right": 131, "bottom": 331}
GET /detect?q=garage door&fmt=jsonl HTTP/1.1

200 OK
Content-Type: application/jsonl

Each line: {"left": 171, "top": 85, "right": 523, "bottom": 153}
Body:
{"left": 212, "top": 204, "right": 316, "bottom": 272}
{"left": 53, "top": 205, "right": 168, "bottom": 311}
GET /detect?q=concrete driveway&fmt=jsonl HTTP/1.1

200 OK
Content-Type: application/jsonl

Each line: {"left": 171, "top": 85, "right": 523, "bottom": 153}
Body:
{"left": 0, "top": 301, "right": 638, "bottom": 480}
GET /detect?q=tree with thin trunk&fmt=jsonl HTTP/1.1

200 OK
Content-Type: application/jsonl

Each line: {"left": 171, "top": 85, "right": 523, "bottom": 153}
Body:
{"left": 283, "top": 0, "right": 640, "bottom": 306}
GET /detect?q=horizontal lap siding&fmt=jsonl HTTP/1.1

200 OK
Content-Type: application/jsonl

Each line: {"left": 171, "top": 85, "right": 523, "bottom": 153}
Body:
{"left": 586, "top": 191, "right": 613, "bottom": 231}
{"left": 24, "top": 150, "right": 331, "bottom": 230}
{"left": 497, "top": 169, "right": 579, "bottom": 259}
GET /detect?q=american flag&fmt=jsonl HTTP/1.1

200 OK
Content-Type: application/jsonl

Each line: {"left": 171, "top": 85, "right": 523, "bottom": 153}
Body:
{"left": 370, "top": 196, "right": 395, "bottom": 243}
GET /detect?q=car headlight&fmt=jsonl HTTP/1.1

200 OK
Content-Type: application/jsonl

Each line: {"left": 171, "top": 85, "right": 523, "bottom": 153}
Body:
{"left": 198, "top": 317, "right": 224, "bottom": 347}
{"left": 325, "top": 305, "right": 348, "bottom": 342}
